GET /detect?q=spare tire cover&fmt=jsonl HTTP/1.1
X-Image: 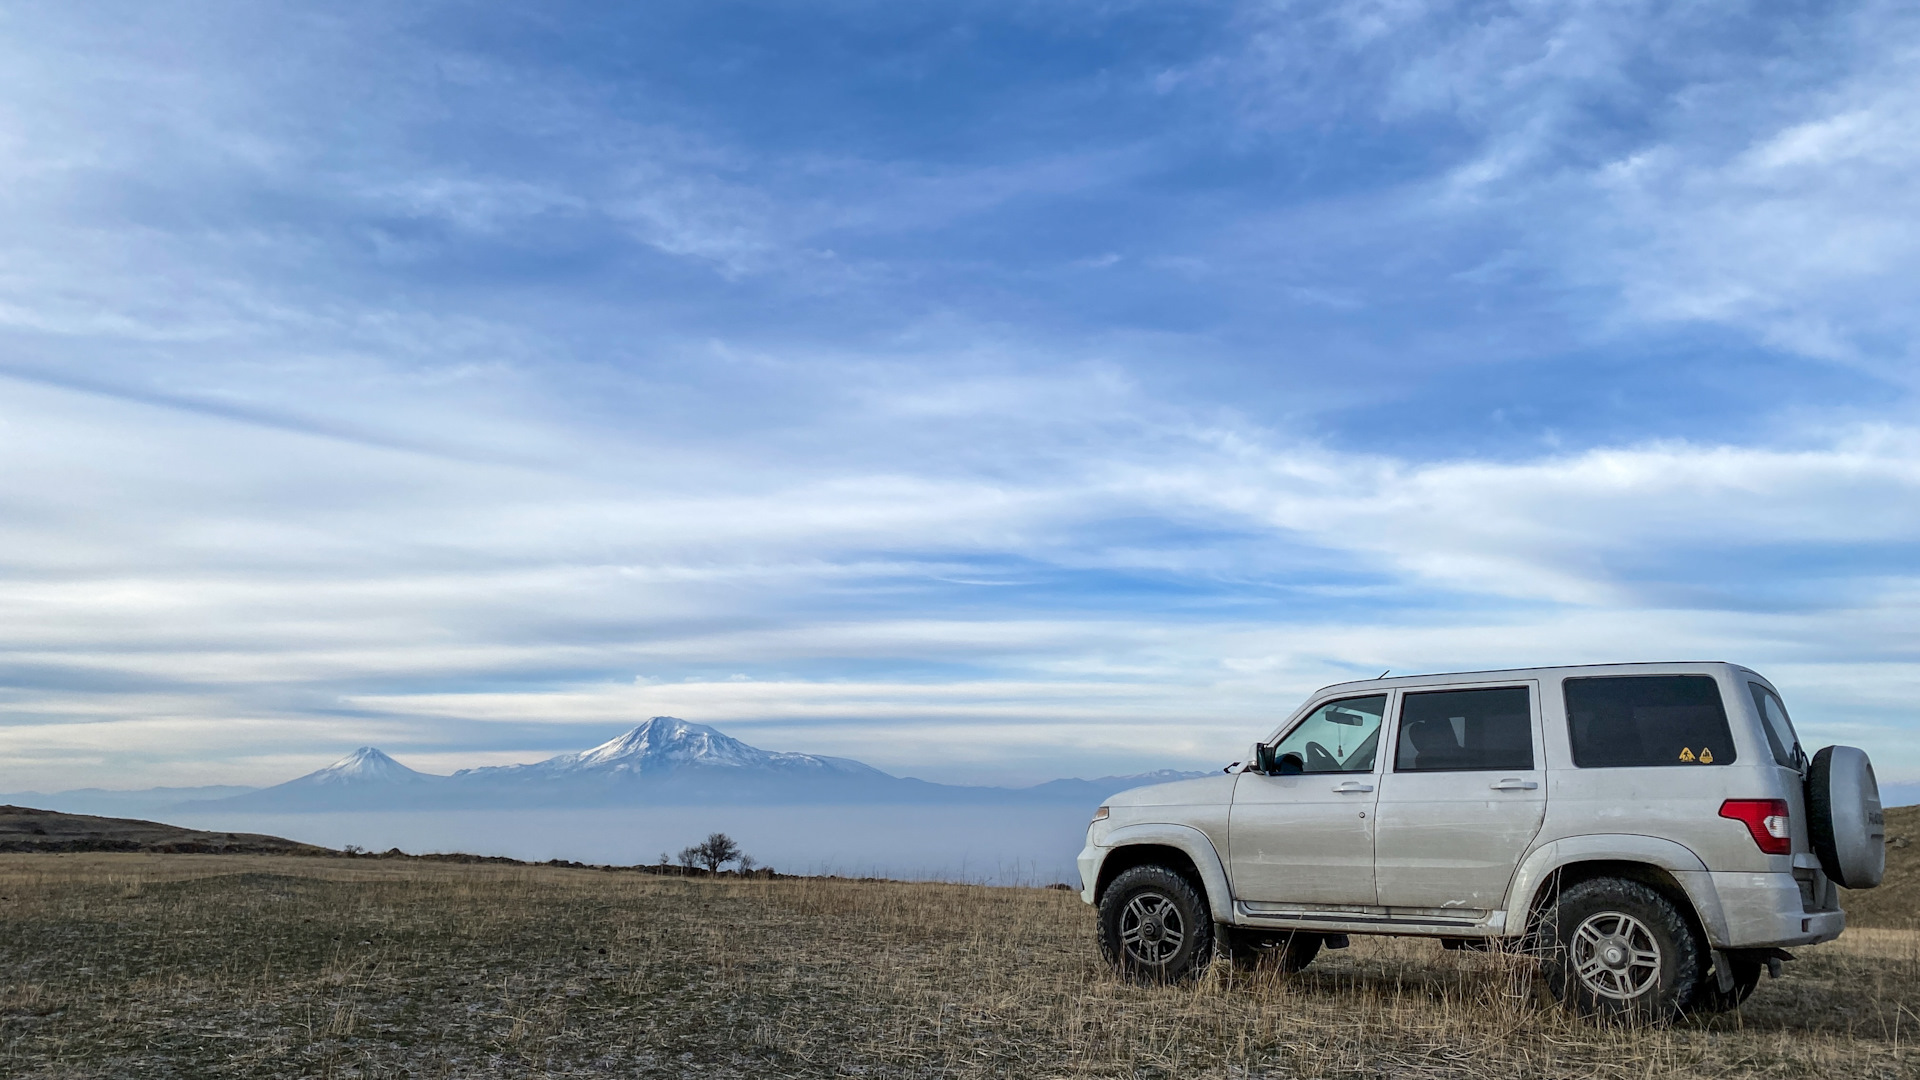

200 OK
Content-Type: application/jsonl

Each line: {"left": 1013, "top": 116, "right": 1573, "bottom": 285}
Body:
{"left": 1807, "top": 745, "right": 1886, "bottom": 889}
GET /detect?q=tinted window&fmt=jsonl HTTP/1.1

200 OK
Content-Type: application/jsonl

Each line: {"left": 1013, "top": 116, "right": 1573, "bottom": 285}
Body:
{"left": 1564, "top": 675, "right": 1735, "bottom": 768}
{"left": 1274, "top": 695, "right": 1385, "bottom": 773}
{"left": 1748, "top": 683, "right": 1802, "bottom": 770}
{"left": 1394, "top": 687, "right": 1534, "bottom": 772}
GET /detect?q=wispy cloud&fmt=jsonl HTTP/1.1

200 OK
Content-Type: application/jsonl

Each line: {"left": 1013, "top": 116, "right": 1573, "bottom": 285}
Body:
{"left": 0, "top": 1, "right": 1915, "bottom": 791}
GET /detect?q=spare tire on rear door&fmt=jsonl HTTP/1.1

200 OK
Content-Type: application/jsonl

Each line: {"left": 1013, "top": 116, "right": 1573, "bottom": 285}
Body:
{"left": 1807, "top": 745, "right": 1885, "bottom": 889}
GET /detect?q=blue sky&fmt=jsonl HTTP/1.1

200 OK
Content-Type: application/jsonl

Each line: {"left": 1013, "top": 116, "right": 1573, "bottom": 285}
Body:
{"left": 1, "top": 0, "right": 1918, "bottom": 789}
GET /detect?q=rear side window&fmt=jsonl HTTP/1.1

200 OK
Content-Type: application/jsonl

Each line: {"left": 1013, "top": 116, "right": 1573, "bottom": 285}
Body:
{"left": 1394, "top": 687, "right": 1534, "bottom": 772}
{"left": 1564, "top": 675, "right": 1735, "bottom": 768}
{"left": 1748, "top": 683, "right": 1802, "bottom": 770}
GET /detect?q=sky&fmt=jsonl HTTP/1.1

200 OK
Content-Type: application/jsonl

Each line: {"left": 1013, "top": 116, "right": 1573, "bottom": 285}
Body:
{"left": 2, "top": 0, "right": 1918, "bottom": 791}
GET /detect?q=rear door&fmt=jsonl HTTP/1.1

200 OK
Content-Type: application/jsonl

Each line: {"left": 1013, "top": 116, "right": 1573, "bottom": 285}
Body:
{"left": 1371, "top": 682, "right": 1546, "bottom": 912}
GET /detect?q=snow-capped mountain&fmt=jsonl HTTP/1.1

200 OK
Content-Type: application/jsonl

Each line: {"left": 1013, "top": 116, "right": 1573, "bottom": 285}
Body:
{"left": 455, "top": 717, "right": 885, "bottom": 781}
{"left": 195, "top": 746, "right": 442, "bottom": 810}
{"left": 304, "top": 747, "right": 438, "bottom": 785}
{"left": 438, "top": 717, "right": 906, "bottom": 806}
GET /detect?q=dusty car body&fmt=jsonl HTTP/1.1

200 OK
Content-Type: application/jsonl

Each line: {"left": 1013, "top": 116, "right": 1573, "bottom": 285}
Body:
{"left": 1079, "top": 662, "right": 1884, "bottom": 1018}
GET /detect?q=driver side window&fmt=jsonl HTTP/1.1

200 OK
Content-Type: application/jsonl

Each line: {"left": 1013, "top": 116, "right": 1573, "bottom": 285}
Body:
{"left": 1273, "top": 695, "right": 1387, "bottom": 773}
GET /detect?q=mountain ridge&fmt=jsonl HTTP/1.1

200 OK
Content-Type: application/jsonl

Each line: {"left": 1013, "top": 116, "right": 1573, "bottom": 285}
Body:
{"left": 14, "top": 719, "right": 1214, "bottom": 814}
{"left": 175, "top": 717, "right": 1210, "bottom": 811}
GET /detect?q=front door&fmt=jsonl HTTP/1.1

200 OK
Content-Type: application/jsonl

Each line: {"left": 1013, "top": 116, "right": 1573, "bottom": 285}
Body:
{"left": 1372, "top": 683, "right": 1547, "bottom": 912}
{"left": 1229, "top": 693, "right": 1386, "bottom": 906}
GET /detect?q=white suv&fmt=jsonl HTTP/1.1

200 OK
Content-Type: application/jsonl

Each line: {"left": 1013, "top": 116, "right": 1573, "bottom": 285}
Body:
{"left": 1078, "top": 662, "right": 1886, "bottom": 1019}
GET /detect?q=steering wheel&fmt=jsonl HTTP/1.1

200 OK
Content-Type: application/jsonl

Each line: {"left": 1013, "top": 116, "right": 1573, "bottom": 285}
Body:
{"left": 1304, "top": 741, "right": 1340, "bottom": 772}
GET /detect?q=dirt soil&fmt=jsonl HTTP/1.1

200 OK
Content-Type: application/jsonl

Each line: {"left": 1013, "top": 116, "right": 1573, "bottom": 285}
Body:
{"left": 2, "top": 853, "right": 1916, "bottom": 1079}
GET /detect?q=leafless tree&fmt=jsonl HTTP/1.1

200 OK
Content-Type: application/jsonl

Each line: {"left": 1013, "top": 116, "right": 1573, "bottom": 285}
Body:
{"left": 691, "top": 832, "right": 742, "bottom": 873}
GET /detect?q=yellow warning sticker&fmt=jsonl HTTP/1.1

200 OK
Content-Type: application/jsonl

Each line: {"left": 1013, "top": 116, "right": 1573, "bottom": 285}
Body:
{"left": 1678, "top": 747, "right": 1696, "bottom": 762}
{"left": 1699, "top": 748, "right": 1713, "bottom": 764}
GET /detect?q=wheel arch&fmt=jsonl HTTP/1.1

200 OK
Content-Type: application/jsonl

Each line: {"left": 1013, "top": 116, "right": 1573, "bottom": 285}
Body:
{"left": 1092, "top": 823, "right": 1233, "bottom": 923}
{"left": 1507, "top": 835, "right": 1725, "bottom": 947}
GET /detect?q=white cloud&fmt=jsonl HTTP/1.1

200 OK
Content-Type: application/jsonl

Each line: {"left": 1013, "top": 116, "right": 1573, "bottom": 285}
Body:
{"left": 3, "top": 355, "right": 1919, "bottom": 787}
{"left": 1226, "top": 1, "right": 1920, "bottom": 374}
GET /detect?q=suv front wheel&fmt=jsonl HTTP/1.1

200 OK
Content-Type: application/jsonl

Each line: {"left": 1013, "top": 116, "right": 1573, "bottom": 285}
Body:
{"left": 1541, "top": 877, "right": 1702, "bottom": 1022}
{"left": 1097, "top": 865, "right": 1215, "bottom": 984}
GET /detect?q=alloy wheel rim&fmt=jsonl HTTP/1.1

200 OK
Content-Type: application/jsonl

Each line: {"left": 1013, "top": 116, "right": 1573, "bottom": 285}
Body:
{"left": 1570, "top": 910, "right": 1662, "bottom": 1000}
{"left": 1119, "top": 891, "right": 1185, "bottom": 966}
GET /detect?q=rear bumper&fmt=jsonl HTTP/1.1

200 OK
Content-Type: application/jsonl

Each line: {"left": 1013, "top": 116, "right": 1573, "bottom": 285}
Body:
{"left": 1680, "top": 870, "right": 1844, "bottom": 948}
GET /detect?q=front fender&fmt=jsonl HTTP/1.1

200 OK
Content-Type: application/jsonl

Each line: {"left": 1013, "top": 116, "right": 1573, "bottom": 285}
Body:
{"left": 1502, "top": 834, "right": 1723, "bottom": 941}
{"left": 1096, "top": 822, "right": 1235, "bottom": 923}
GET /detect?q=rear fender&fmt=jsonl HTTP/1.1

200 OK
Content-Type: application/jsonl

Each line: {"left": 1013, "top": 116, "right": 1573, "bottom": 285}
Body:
{"left": 1098, "top": 822, "right": 1234, "bottom": 923}
{"left": 1503, "top": 834, "right": 1724, "bottom": 942}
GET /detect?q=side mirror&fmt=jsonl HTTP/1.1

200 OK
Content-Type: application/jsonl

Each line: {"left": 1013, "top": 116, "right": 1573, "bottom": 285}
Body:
{"left": 1277, "top": 752, "right": 1305, "bottom": 776}
{"left": 1252, "top": 743, "right": 1276, "bottom": 775}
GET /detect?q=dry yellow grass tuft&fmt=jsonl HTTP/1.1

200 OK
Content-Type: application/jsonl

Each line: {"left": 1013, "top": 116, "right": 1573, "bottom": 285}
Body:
{"left": 1, "top": 853, "right": 1915, "bottom": 1078}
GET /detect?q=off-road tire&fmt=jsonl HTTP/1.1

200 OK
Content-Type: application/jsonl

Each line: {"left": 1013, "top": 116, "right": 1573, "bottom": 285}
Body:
{"left": 1097, "top": 865, "right": 1215, "bottom": 984}
{"left": 1807, "top": 745, "right": 1886, "bottom": 888}
{"left": 1225, "top": 928, "right": 1323, "bottom": 974}
{"left": 1540, "top": 877, "right": 1702, "bottom": 1023}
{"left": 1692, "top": 950, "right": 1763, "bottom": 1013}
{"left": 1808, "top": 747, "right": 1845, "bottom": 882}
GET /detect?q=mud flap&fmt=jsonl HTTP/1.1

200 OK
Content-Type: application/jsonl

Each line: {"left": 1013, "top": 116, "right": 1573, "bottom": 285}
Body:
{"left": 1711, "top": 949, "right": 1736, "bottom": 994}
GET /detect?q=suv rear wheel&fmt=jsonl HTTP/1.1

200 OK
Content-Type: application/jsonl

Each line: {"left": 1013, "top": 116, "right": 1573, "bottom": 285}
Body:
{"left": 1541, "top": 878, "right": 1702, "bottom": 1022}
{"left": 1097, "top": 865, "right": 1214, "bottom": 984}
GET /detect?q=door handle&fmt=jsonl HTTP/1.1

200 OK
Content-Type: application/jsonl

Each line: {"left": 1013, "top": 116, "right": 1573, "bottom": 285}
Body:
{"left": 1331, "top": 781, "right": 1374, "bottom": 793}
{"left": 1490, "top": 779, "right": 1539, "bottom": 791}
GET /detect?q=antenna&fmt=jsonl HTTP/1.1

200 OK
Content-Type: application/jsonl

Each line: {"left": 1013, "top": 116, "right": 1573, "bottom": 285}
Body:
{"left": 1376, "top": 668, "right": 1391, "bottom": 679}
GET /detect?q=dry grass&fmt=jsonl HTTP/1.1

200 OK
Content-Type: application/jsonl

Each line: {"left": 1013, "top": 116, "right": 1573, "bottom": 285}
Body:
{"left": 1, "top": 854, "right": 1916, "bottom": 1078}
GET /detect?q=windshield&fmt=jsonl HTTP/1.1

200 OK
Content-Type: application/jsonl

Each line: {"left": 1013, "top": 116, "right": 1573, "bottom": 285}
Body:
{"left": 1748, "top": 683, "right": 1803, "bottom": 770}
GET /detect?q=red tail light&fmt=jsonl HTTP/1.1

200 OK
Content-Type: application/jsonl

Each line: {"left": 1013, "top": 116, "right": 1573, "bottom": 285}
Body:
{"left": 1719, "top": 799, "right": 1791, "bottom": 855}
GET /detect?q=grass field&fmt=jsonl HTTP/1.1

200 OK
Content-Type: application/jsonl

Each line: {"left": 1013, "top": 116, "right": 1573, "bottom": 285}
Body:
{"left": 1, "top": 854, "right": 1915, "bottom": 1078}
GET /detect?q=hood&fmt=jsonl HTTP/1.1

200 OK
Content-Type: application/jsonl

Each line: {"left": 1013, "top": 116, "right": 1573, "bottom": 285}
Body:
{"left": 1100, "top": 772, "right": 1237, "bottom": 808}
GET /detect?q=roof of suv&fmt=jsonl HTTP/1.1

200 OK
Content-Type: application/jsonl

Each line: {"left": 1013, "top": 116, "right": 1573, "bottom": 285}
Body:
{"left": 1312, "top": 660, "right": 1764, "bottom": 699}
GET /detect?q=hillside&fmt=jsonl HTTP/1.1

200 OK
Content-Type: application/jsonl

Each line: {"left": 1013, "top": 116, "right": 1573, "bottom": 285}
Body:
{"left": 0, "top": 805, "right": 328, "bottom": 855}
{"left": 1839, "top": 803, "right": 1919, "bottom": 929}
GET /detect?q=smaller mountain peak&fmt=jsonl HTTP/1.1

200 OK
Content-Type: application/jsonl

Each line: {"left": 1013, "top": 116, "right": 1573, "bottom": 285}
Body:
{"left": 305, "top": 746, "right": 434, "bottom": 785}
{"left": 326, "top": 746, "right": 394, "bottom": 768}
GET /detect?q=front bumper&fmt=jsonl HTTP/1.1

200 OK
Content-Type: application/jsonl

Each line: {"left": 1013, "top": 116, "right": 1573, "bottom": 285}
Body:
{"left": 1077, "top": 842, "right": 1101, "bottom": 905}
